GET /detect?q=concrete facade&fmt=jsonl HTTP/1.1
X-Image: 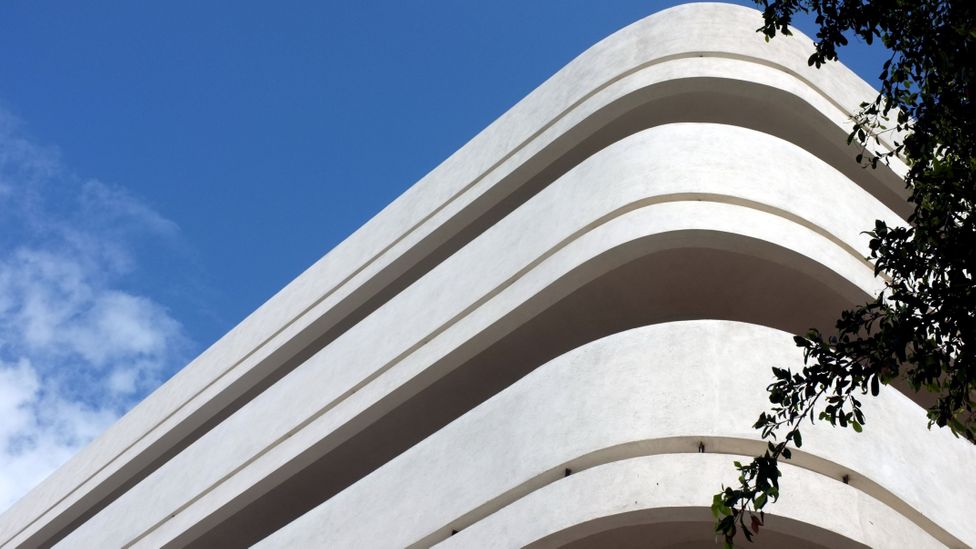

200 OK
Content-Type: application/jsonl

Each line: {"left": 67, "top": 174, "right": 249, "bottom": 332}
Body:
{"left": 2, "top": 3, "right": 973, "bottom": 548}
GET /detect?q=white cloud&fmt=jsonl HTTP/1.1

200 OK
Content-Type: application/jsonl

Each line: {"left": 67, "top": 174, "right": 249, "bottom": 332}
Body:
{"left": 0, "top": 109, "right": 190, "bottom": 512}
{"left": 0, "top": 357, "right": 117, "bottom": 512}
{"left": 0, "top": 359, "right": 39, "bottom": 445}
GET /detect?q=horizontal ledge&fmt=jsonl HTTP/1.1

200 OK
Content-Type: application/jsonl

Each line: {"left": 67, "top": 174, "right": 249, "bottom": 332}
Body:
{"left": 439, "top": 454, "right": 943, "bottom": 549}
{"left": 415, "top": 437, "right": 956, "bottom": 549}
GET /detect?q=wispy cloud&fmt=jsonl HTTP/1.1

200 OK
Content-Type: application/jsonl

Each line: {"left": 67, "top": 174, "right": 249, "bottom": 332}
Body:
{"left": 0, "top": 109, "right": 190, "bottom": 511}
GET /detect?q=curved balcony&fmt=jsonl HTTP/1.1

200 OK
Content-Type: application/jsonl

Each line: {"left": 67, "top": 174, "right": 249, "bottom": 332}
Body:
{"left": 257, "top": 322, "right": 968, "bottom": 547}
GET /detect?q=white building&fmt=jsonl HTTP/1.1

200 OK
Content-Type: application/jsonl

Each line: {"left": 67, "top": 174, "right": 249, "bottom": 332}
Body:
{"left": 3, "top": 4, "right": 973, "bottom": 547}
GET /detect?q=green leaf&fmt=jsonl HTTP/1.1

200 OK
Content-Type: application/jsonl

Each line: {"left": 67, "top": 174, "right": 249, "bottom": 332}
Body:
{"left": 755, "top": 493, "right": 768, "bottom": 509}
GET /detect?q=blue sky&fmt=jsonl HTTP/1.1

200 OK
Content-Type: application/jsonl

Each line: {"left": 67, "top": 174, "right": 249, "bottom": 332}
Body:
{"left": 0, "top": 1, "right": 887, "bottom": 510}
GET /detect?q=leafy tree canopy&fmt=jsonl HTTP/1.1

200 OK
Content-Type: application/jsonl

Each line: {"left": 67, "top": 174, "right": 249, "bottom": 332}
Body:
{"left": 713, "top": 0, "right": 976, "bottom": 545}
